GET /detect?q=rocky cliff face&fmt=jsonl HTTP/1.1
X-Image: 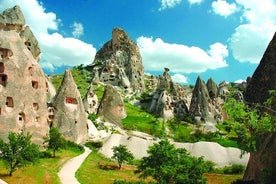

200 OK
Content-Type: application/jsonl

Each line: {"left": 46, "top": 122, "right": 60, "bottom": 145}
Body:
{"left": 243, "top": 32, "right": 276, "bottom": 182}
{"left": 91, "top": 28, "right": 145, "bottom": 93}
{"left": 52, "top": 69, "right": 88, "bottom": 143}
{"left": 97, "top": 85, "right": 126, "bottom": 127}
{"left": 0, "top": 6, "right": 49, "bottom": 144}
{"left": 83, "top": 84, "right": 99, "bottom": 114}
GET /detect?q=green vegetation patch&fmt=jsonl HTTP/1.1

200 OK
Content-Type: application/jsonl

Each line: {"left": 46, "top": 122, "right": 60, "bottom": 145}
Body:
{"left": 122, "top": 102, "right": 163, "bottom": 137}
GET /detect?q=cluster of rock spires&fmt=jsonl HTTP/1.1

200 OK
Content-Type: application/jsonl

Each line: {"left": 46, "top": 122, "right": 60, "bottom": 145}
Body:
{"left": 0, "top": 6, "right": 90, "bottom": 144}
{"left": 1, "top": 6, "right": 275, "bottom": 183}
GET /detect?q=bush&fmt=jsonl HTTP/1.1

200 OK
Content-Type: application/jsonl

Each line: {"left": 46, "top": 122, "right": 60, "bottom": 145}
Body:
{"left": 85, "top": 141, "right": 103, "bottom": 151}
{"left": 39, "top": 150, "right": 52, "bottom": 158}
{"left": 231, "top": 179, "right": 256, "bottom": 184}
{"left": 64, "top": 140, "right": 84, "bottom": 153}
{"left": 223, "top": 164, "right": 245, "bottom": 174}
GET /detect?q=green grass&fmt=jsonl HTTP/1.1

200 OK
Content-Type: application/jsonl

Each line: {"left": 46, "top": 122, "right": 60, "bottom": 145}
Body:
{"left": 0, "top": 149, "right": 82, "bottom": 184}
{"left": 122, "top": 102, "right": 163, "bottom": 137}
{"left": 76, "top": 151, "right": 143, "bottom": 184}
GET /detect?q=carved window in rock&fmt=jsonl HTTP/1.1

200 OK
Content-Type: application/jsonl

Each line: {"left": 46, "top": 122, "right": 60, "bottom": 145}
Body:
{"left": 0, "top": 48, "right": 12, "bottom": 59}
{"left": 0, "top": 74, "right": 7, "bottom": 87}
{"left": 66, "top": 97, "right": 78, "bottom": 104}
{"left": 32, "top": 80, "right": 38, "bottom": 89}
{"left": 6, "top": 97, "right": 14, "bottom": 108}
{"left": 45, "top": 81, "right": 49, "bottom": 92}
{"left": 0, "top": 108, "right": 1, "bottom": 115}
{"left": 28, "top": 67, "right": 33, "bottom": 76}
{"left": 0, "top": 62, "right": 4, "bottom": 73}
{"left": 25, "top": 42, "right": 31, "bottom": 51}
{"left": 18, "top": 112, "right": 25, "bottom": 122}
{"left": 33, "top": 103, "right": 39, "bottom": 111}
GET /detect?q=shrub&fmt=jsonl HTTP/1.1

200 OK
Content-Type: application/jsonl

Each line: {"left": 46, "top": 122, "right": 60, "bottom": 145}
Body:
{"left": 85, "top": 141, "right": 103, "bottom": 151}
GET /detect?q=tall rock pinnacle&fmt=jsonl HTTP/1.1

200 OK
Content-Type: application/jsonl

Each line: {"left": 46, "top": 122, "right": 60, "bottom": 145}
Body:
{"left": 52, "top": 68, "right": 88, "bottom": 143}
{"left": 0, "top": 6, "right": 49, "bottom": 144}
{"left": 91, "top": 28, "right": 145, "bottom": 93}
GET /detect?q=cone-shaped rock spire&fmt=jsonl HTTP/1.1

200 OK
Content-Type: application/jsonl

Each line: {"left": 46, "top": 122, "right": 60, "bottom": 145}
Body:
{"left": 52, "top": 68, "right": 88, "bottom": 143}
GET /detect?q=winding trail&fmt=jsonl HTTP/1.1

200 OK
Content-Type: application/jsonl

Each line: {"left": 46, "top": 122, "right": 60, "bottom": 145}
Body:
{"left": 58, "top": 146, "right": 91, "bottom": 184}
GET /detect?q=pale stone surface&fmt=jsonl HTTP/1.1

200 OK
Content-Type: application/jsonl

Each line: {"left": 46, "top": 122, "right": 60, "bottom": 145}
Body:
{"left": 97, "top": 85, "right": 126, "bottom": 127}
{"left": 0, "top": 6, "right": 49, "bottom": 144}
{"left": 91, "top": 28, "right": 145, "bottom": 93}
{"left": 99, "top": 133, "right": 249, "bottom": 167}
{"left": 52, "top": 69, "right": 88, "bottom": 143}
{"left": 83, "top": 84, "right": 98, "bottom": 114}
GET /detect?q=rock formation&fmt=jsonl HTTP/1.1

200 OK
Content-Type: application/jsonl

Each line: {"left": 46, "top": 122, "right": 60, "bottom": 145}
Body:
{"left": 90, "top": 28, "right": 145, "bottom": 93}
{"left": 206, "top": 77, "right": 218, "bottom": 99}
{"left": 148, "top": 68, "right": 190, "bottom": 120}
{"left": 0, "top": 6, "right": 49, "bottom": 144}
{"left": 97, "top": 85, "right": 126, "bottom": 127}
{"left": 242, "top": 32, "right": 276, "bottom": 182}
{"left": 189, "top": 76, "right": 223, "bottom": 129}
{"left": 83, "top": 84, "right": 99, "bottom": 114}
{"left": 52, "top": 68, "right": 88, "bottom": 143}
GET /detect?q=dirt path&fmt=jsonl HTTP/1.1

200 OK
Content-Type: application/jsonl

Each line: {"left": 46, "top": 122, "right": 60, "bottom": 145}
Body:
{"left": 58, "top": 146, "right": 91, "bottom": 184}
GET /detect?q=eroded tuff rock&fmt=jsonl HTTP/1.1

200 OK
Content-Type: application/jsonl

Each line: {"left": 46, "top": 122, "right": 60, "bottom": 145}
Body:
{"left": 91, "top": 28, "right": 145, "bottom": 93}
{"left": 83, "top": 84, "right": 99, "bottom": 114}
{"left": 97, "top": 85, "right": 126, "bottom": 127}
{"left": 0, "top": 6, "right": 49, "bottom": 144}
{"left": 148, "top": 68, "right": 190, "bottom": 120}
{"left": 242, "top": 32, "right": 276, "bottom": 182}
{"left": 189, "top": 76, "right": 223, "bottom": 128}
{"left": 52, "top": 69, "right": 88, "bottom": 143}
{"left": 206, "top": 77, "right": 218, "bottom": 99}
{"left": 0, "top": 5, "right": 25, "bottom": 32}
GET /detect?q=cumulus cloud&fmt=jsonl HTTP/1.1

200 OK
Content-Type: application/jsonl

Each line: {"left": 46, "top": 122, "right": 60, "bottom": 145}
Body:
{"left": 229, "top": 0, "right": 276, "bottom": 64}
{"left": 211, "top": 0, "right": 238, "bottom": 17}
{"left": 137, "top": 36, "right": 228, "bottom": 73}
{"left": 171, "top": 73, "right": 188, "bottom": 84}
{"left": 188, "top": 0, "right": 204, "bottom": 5}
{"left": 0, "top": 0, "right": 96, "bottom": 72}
{"left": 159, "top": 0, "right": 182, "bottom": 11}
{"left": 71, "top": 22, "right": 84, "bottom": 38}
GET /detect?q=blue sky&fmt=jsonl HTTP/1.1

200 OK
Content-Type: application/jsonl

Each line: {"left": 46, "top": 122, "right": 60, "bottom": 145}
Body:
{"left": 1, "top": 0, "right": 275, "bottom": 85}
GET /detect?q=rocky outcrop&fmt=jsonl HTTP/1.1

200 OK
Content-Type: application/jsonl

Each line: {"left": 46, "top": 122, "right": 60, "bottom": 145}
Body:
{"left": 242, "top": 32, "right": 276, "bottom": 182}
{"left": 0, "top": 6, "right": 49, "bottom": 144}
{"left": 189, "top": 76, "right": 223, "bottom": 129}
{"left": 245, "top": 32, "right": 276, "bottom": 109}
{"left": 83, "top": 84, "right": 98, "bottom": 114}
{"left": 148, "top": 68, "right": 190, "bottom": 120}
{"left": 52, "top": 69, "right": 88, "bottom": 143}
{"left": 97, "top": 85, "right": 126, "bottom": 127}
{"left": 20, "top": 26, "right": 41, "bottom": 61}
{"left": 91, "top": 28, "right": 145, "bottom": 93}
{"left": 206, "top": 78, "right": 218, "bottom": 99}
{"left": 0, "top": 5, "right": 25, "bottom": 32}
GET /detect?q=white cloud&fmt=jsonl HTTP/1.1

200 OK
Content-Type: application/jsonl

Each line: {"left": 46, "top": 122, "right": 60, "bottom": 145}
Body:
{"left": 234, "top": 79, "right": 245, "bottom": 83}
{"left": 171, "top": 73, "right": 188, "bottom": 83}
{"left": 0, "top": 0, "right": 96, "bottom": 72}
{"left": 159, "top": 0, "right": 182, "bottom": 11}
{"left": 211, "top": 0, "right": 238, "bottom": 17}
{"left": 71, "top": 22, "right": 84, "bottom": 38}
{"left": 137, "top": 36, "right": 228, "bottom": 73}
{"left": 188, "top": 0, "right": 204, "bottom": 5}
{"left": 229, "top": 0, "right": 276, "bottom": 64}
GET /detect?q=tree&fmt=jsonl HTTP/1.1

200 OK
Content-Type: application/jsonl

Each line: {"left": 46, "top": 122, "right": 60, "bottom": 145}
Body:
{"left": 0, "top": 132, "right": 40, "bottom": 176}
{"left": 44, "top": 127, "right": 65, "bottom": 157}
{"left": 224, "top": 92, "right": 276, "bottom": 182}
{"left": 137, "top": 139, "right": 212, "bottom": 184}
{"left": 112, "top": 144, "right": 134, "bottom": 169}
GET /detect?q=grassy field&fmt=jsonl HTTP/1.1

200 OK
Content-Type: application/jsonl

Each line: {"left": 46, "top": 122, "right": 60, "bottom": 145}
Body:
{"left": 76, "top": 151, "right": 145, "bottom": 184}
{"left": 0, "top": 149, "right": 81, "bottom": 184}
{"left": 76, "top": 151, "right": 243, "bottom": 184}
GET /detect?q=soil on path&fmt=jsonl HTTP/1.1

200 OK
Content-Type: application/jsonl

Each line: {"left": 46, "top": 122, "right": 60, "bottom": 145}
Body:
{"left": 58, "top": 146, "right": 91, "bottom": 184}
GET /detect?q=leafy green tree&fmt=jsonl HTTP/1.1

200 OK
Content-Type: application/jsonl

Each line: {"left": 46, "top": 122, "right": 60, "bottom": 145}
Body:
{"left": 0, "top": 132, "right": 40, "bottom": 176}
{"left": 44, "top": 127, "right": 65, "bottom": 157}
{"left": 112, "top": 144, "right": 134, "bottom": 169}
{"left": 137, "top": 139, "right": 212, "bottom": 184}
{"left": 224, "top": 91, "right": 276, "bottom": 182}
